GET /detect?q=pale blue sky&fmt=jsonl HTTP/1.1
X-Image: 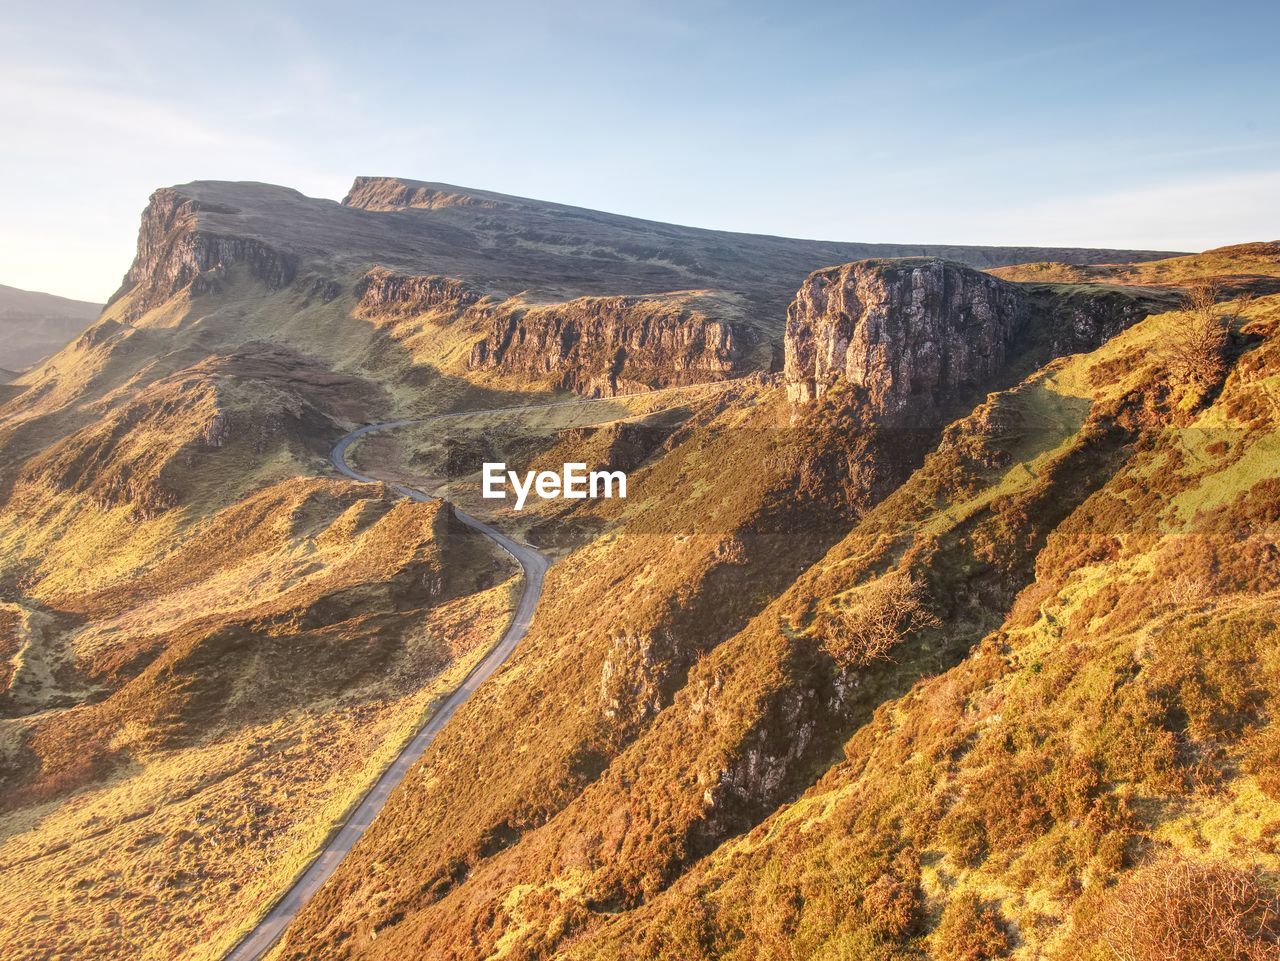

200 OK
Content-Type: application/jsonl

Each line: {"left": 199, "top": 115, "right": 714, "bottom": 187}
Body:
{"left": 3, "top": 0, "right": 1277, "bottom": 302}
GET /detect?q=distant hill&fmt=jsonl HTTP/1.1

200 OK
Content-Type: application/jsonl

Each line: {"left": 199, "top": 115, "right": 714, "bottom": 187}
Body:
{"left": 989, "top": 240, "right": 1280, "bottom": 294}
{"left": 0, "top": 283, "right": 101, "bottom": 370}
{"left": 101, "top": 177, "right": 1181, "bottom": 398}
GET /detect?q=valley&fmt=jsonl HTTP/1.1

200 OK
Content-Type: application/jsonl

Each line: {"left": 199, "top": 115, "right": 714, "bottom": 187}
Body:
{"left": 0, "top": 176, "right": 1276, "bottom": 961}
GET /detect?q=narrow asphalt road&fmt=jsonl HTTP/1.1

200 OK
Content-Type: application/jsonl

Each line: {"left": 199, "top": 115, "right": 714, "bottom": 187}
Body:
{"left": 223, "top": 419, "right": 550, "bottom": 961}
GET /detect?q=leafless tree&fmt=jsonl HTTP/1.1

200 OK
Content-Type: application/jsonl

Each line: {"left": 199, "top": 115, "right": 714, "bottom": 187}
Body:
{"left": 1165, "top": 282, "right": 1248, "bottom": 387}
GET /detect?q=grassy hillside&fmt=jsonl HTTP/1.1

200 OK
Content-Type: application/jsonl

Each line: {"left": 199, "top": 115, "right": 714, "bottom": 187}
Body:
{"left": 0, "top": 199, "right": 538, "bottom": 958}
{"left": 0, "top": 472, "right": 518, "bottom": 959}
{"left": 990, "top": 241, "right": 1280, "bottom": 293}
{"left": 0, "top": 173, "right": 1271, "bottom": 961}
{"left": 266, "top": 253, "right": 1280, "bottom": 960}
{"left": 556, "top": 290, "right": 1280, "bottom": 960}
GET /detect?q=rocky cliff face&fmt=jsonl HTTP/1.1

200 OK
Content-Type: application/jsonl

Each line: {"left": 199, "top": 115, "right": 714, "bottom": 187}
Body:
{"left": 784, "top": 259, "right": 1028, "bottom": 423}
{"left": 355, "top": 268, "right": 483, "bottom": 318}
{"left": 1032, "top": 282, "right": 1180, "bottom": 355}
{"left": 110, "top": 188, "right": 296, "bottom": 320}
{"left": 783, "top": 258, "right": 1178, "bottom": 425}
{"left": 468, "top": 294, "right": 754, "bottom": 397}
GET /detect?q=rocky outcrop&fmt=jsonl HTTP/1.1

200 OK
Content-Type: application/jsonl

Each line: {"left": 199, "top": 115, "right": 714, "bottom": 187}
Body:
{"left": 110, "top": 188, "right": 296, "bottom": 320}
{"left": 1033, "top": 283, "right": 1181, "bottom": 356}
{"left": 468, "top": 294, "right": 753, "bottom": 397}
{"left": 355, "top": 267, "right": 483, "bottom": 318}
{"left": 784, "top": 258, "right": 1182, "bottom": 427}
{"left": 784, "top": 259, "right": 1028, "bottom": 423}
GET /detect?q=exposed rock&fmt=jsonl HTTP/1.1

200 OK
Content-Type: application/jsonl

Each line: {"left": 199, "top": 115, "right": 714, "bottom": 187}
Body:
{"left": 303, "top": 276, "right": 344, "bottom": 305}
{"left": 201, "top": 413, "right": 230, "bottom": 449}
{"left": 783, "top": 258, "right": 1179, "bottom": 425}
{"left": 468, "top": 293, "right": 753, "bottom": 396}
{"left": 1031, "top": 283, "right": 1181, "bottom": 355}
{"left": 356, "top": 267, "right": 483, "bottom": 318}
{"left": 784, "top": 259, "right": 1027, "bottom": 424}
{"left": 599, "top": 630, "right": 674, "bottom": 726}
{"left": 110, "top": 188, "right": 296, "bottom": 320}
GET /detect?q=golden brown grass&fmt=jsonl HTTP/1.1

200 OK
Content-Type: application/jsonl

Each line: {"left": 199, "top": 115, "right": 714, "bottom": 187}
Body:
{"left": 0, "top": 454, "right": 517, "bottom": 960}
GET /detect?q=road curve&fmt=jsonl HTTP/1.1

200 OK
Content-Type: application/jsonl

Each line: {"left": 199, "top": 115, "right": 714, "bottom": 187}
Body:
{"left": 223, "top": 420, "right": 550, "bottom": 961}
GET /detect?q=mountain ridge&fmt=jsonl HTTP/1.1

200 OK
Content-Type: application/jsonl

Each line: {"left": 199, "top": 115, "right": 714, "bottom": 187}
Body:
{"left": 114, "top": 178, "right": 1183, "bottom": 320}
{"left": 0, "top": 282, "right": 102, "bottom": 371}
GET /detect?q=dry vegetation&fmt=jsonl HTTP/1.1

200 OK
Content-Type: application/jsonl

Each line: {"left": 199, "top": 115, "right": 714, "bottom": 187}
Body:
{"left": 989, "top": 241, "right": 1280, "bottom": 291}
{"left": 1, "top": 175, "right": 1275, "bottom": 961}
{"left": 0, "top": 265, "right": 523, "bottom": 957}
{"left": 816, "top": 571, "right": 938, "bottom": 668}
{"left": 1163, "top": 281, "right": 1248, "bottom": 389}
{"left": 0, "top": 467, "right": 517, "bottom": 958}
{"left": 1071, "top": 854, "right": 1280, "bottom": 961}
{"left": 259, "top": 251, "right": 1280, "bottom": 961}
{"left": 553, "top": 286, "right": 1280, "bottom": 961}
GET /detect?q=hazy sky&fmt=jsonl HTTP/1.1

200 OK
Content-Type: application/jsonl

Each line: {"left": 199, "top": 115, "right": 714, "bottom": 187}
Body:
{"left": 3, "top": 0, "right": 1278, "bottom": 302}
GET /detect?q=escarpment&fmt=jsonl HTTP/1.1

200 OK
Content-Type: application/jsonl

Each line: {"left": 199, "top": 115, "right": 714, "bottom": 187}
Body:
{"left": 109, "top": 188, "right": 296, "bottom": 320}
{"left": 467, "top": 293, "right": 754, "bottom": 396}
{"left": 784, "top": 259, "right": 1028, "bottom": 422}
{"left": 784, "top": 257, "right": 1178, "bottom": 425}
{"left": 356, "top": 267, "right": 483, "bottom": 318}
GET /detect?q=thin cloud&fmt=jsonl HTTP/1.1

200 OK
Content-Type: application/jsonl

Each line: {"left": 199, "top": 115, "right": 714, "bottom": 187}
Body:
{"left": 976, "top": 170, "right": 1280, "bottom": 250}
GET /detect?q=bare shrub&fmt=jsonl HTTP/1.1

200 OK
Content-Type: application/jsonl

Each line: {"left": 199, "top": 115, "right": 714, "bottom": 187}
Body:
{"left": 818, "top": 571, "right": 938, "bottom": 668}
{"left": 1162, "top": 572, "right": 1211, "bottom": 608}
{"left": 1164, "top": 282, "right": 1246, "bottom": 387}
{"left": 1091, "top": 853, "right": 1280, "bottom": 961}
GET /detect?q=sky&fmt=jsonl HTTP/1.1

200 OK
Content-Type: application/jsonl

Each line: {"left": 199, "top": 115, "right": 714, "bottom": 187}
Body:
{"left": 2, "top": 0, "right": 1278, "bottom": 302}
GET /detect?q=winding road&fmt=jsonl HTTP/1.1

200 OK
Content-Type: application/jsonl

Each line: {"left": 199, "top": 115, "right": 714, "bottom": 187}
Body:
{"left": 223, "top": 419, "right": 550, "bottom": 961}
{"left": 223, "top": 381, "right": 740, "bottom": 959}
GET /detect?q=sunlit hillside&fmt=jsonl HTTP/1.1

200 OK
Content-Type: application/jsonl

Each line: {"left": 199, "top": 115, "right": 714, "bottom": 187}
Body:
{"left": 0, "top": 176, "right": 1273, "bottom": 961}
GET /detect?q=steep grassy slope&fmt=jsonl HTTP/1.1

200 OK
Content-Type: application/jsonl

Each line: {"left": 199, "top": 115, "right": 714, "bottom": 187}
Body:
{"left": 561, "top": 293, "right": 1280, "bottom": 960}
{"left": 266, "top": 255, "right": 1279, "bottom": 960}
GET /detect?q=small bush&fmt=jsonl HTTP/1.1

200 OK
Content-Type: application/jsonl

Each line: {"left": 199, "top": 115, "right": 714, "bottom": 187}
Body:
{"left": 932, "top": 890, "right": 1010, "bottom": 961}
{"left": 1164, "top": 282, "right": 1236, "bottom": 388}
{"left": 862, "top": 848, "right": 921, "bottom": 937}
